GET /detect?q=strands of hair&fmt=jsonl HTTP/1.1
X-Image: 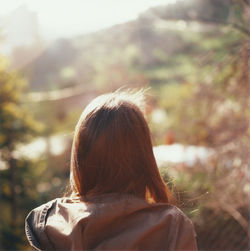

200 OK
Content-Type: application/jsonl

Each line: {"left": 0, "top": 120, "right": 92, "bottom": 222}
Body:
{"left": 68, "top": 89, "right": 175, "bottom": 204}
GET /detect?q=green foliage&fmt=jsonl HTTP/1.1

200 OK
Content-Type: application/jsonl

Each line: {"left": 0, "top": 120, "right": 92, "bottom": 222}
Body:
{"left": 0, "top": 55, "right": 51, "bottom": 250}
{"left": 0, "top": 159, "right": 43, "bottom": 250}
{"left": 0, "top": 68, "right": 43, "bottom": 149}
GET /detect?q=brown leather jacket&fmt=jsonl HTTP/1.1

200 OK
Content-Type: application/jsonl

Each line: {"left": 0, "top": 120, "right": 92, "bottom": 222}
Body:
{"left": 25, "top": 193, "right": 198, "bottom": 250}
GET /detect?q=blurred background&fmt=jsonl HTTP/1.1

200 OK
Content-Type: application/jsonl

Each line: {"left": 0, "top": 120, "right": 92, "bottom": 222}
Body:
{"left": 0, "top": 0, "right": 249, "bottom": 250}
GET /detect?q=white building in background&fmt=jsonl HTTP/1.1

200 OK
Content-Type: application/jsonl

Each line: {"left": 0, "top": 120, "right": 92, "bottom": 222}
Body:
{"left": 153, "top": 144, "right": 213, "bottom": 167}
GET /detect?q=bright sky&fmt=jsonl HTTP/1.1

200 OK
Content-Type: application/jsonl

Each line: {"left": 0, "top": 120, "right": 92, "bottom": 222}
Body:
{"left": 0, "top": 0, "right": 177, "bottom": 40}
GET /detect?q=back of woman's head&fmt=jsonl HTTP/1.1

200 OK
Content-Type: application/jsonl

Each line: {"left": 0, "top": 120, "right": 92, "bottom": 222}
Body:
{"left": 70, "top": 90, "right": 174, "bottom": 204}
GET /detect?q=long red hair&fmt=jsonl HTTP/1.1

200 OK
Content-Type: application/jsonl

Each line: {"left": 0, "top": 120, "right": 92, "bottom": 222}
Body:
{"left": 69, "top": 90, "right": 174, "bottom": 204}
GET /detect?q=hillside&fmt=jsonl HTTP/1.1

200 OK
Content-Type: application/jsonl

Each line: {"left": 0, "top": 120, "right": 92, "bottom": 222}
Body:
{"left": 20, "top": 0, "right": 246, "bottom": 92}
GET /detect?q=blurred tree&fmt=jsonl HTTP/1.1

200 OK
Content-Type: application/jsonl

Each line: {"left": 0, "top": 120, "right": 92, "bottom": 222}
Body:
{"left": 0, "top": 53, "right": 44, "bottom": 249}
{"left": 150, "top": 0, "right": 250, "bottom": 36}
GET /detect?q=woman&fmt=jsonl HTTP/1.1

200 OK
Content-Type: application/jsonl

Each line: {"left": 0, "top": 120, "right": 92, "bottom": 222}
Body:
{"left": 25, "top": 90, "right": 197, "bottom": 250}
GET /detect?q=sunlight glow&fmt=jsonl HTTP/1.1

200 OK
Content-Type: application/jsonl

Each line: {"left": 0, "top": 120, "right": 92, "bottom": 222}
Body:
{"left": 0, "top": 0, "right": 178, "bottom": 40}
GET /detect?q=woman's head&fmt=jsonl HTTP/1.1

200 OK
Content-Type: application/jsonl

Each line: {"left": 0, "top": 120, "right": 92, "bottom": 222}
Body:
{"left": 69, "top": 90, "right": 174, "bottom": 203}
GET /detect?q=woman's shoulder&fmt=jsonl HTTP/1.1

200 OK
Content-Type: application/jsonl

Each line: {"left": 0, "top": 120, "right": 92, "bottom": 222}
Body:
{"left": 152, "top": 202, "right": 193, "bottom": 222}
{"left": 140, "top": 203, "right": 197, "bottom": 250}
{"left": 142, "top": 202, "right": 195, "bottom": 229}
{"left": 25, "top": 198, "right": 62, "bottom": 250}
{"left": 25, "top": 197, "right": 78, "bottom": 225}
